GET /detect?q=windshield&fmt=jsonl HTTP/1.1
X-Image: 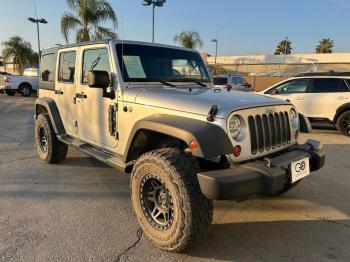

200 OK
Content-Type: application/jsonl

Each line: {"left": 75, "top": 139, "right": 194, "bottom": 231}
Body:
{"left": 116, "top": 44, "right": 211, "bottom": 83}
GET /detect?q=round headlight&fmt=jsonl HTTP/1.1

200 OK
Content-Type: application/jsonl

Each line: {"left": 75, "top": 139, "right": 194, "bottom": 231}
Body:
{"left": 290, "top": 108, "right": 298, "bottom": 120}
{"left": 229, "top": 115, "right": 241, "bottom": 139}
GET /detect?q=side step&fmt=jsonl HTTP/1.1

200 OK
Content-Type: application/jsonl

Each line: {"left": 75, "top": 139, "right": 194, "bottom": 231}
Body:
{"left": 57, "top": 134, "right": 128, "bottom": 173}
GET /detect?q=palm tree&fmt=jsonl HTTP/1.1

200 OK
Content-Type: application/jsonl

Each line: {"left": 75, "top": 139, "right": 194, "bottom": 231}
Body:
{"left": 173, "top": 30, "right": 203, "bottom": 50}
{"left": 274, "top": 39, "right": 292, "bottom": 55}
{"left": 61, "top": 0, "right": 118, "bottom": 43}
{"left": 1, "top": 36, "right": 36, "bottom": 74}
{"left": 315, "top": 38, "right": 334, "bottom": 53}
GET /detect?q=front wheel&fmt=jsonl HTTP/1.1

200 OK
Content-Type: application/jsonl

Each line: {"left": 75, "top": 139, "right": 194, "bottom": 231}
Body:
{"left": 336, "top": 111, "right": 350, "bottom": 136}
{"left": 131, "top": 148, "right": 213, "bottom": 252}
{"left": 35, "top": 114, "right": 68, "bottom": 164}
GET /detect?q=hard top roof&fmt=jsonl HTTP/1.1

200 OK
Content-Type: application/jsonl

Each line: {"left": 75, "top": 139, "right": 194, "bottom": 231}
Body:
{"left": 42, "top": 39, "right": 200, "bottom": 55}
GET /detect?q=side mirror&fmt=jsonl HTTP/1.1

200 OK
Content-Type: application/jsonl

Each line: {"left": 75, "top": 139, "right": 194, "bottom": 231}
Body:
{"left": 87, "top": 70, "right": 115, "bottom": 99}
{"left": 271, "top": 89, "right": 278, "bottom": 95}
{"left": 88, "top": 70, "right": 110, "bottom": 88}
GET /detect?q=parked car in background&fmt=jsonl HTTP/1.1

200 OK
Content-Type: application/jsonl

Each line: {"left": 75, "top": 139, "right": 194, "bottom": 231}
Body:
{"left": 261, "top": 72, "right": 350, "bottom": 136}
{"left": 0, "top": 68, "right": 39, "bottom": 97}
{"left": 213, "top": 74, "right": 253, "bottom": 91}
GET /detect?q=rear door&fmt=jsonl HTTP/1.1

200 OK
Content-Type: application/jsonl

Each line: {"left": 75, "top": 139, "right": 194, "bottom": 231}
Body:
{"left": 54, "top": 48, "right": 78, "bottom": 135}
{"left": 305, "top": 78, "right": 350, "bottom": 120}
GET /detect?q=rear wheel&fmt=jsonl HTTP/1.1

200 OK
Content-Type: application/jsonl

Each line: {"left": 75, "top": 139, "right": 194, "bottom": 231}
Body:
{"left": 131, "top": 148, "right": 213, "bottom": 252}
{"left": 336, "top": 110, "right": 350, "bottom": 136}
{"left": 35, "top": 114, "right": 68, "bottom": 164}
{"left": 19, "top": 83, "right": 32, "bottom": 97}
{"left": 4, "top": 89, "right": 15, "bottom": 96}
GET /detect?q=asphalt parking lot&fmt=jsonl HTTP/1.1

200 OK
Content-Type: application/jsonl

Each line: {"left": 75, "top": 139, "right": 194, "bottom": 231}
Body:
{"left": 0, "top": 94, "right": 350, "bottom": 262}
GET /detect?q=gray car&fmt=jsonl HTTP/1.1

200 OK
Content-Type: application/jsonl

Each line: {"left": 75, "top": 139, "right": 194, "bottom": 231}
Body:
{"left": 213, "top": 74, "right": 254, "bottom": 91}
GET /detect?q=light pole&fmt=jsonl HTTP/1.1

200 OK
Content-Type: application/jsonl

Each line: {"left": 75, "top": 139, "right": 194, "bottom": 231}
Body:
{"left": 211, "top": 39, "right": 218, "bottom": 65}
{"left": 141, "top": 0, "right": 166, "bottom": 43}
{"left": 283, "top": 36, "right": 288, "bottom": 64}
{"left": 27, "top": 17, "right": 47, "bottom": 66}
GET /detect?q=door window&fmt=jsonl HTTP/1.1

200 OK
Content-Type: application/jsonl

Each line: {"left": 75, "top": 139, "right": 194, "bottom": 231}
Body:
{"left": 58, "top": 51, "right": 76, "bottom": 83}
{"left": 310, "top": 78, "right": 341, "bottom": 93}
{"left": 268, "top": 79, "right": 309, "bottom": 94}
{"left": 213, "top": 77, "right": 228, "bottom": 85}
{"left": 339, "top": 80, "right": 350, "bottom": 92}
{"left": 82, "top": 48, "right": 111, "bottom": 84}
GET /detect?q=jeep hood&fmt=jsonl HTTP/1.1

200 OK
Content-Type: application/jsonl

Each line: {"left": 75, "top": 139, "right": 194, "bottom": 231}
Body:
{"left": 129, "top": 87, "right": 289, "bottom": 119}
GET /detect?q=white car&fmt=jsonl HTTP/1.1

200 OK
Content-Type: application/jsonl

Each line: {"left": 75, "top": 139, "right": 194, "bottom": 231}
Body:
{"left": 0, "top": 68, "right": 39, "bottom": 97}
{"left": 261, "top": 73, "right": 350, "bottom": 136}
{"left": 213, "top": 75, "right": 253, "bottom": 91}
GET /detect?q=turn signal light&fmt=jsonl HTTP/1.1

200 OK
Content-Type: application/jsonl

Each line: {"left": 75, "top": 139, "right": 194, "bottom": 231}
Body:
{"left": 233, "top": 145, "right": 241, "bottom": 157}
{"left": 189, "top": 140, "right": 198, "bottom": 150}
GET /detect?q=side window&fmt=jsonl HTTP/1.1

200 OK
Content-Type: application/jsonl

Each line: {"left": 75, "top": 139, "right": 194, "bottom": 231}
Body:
{"left": 268, "top": 79, "right": 309, "bottom": 94}
{"left": 58, "top": 51, "right": 76, "bottom": 83}
{"left": 310, "top": 78, "right": 341, "bottom": 93}
{"left": 82, "top": 48, "right": 110, "bottom": 83}
{"left": 41, "top": 53, "right": 56, "bottom": 82}
{"left": 339, "top": 80, "right": 350, "bottom": 92}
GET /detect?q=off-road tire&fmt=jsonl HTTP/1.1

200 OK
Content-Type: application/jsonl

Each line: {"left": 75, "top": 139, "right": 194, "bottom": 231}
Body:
{"left": 19, "top": 83, "right": 32, "bottom": 97}
{"left": 131, "top": 148, "right": 213, "bottom": 252}
{"left": 336, "top": 110, "right": 350, "bottom": 136}
{"left": 35, "top": 114, "right": 68, "bottom": 164}
{"left": 4, "top": 89, "right": 15, "bottom": 96}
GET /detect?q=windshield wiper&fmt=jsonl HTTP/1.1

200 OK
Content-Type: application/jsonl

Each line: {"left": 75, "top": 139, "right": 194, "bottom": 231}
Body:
{"left": 167, "top": 78, "right": 208, "bottom": 87}
{"left": 159, "top": 81, "right": 176, "bottom": 87}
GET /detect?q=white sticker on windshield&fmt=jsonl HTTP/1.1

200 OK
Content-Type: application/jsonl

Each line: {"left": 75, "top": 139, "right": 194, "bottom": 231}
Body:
{"left": 123, "top": 56, "right": 146, "bottom": 79}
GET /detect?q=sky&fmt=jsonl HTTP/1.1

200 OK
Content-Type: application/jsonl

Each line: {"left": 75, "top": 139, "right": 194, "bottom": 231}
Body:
{"left": 0, "top": 0, "right": 349, "bottom": 56}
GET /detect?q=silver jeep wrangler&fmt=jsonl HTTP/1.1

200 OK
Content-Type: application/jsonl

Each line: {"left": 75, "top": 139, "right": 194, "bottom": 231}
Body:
{"left": 34, "top": 40, "right": 325, "bottom": 251}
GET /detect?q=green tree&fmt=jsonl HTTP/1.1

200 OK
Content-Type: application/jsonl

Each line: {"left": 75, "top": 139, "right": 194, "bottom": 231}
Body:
{"left": 1, "top": 36, "right": 36, "bottom": 74}
{"left": 61, "top": 0, "right": 118, "bottom": 43}
{"left": 173, "top": 30, "right": 203, "bottom": 50}
{"left": 315, "top": 38, "right": 334, "bottom": 53}
{"left": 274, "top": 39, "right": 292, "bottom": 55}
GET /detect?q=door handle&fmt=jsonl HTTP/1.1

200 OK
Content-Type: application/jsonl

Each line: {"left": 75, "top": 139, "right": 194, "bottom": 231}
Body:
{"left": 295, "top": 97, "right": 304, "bottom": 101}
{"left": 337, "top": 96, "right": 348, "bottom": 100}
{"left": 75, "top": 92, "right": 87, "bottom": 99}
{"left": 55, "top": 89, "right": 64, "bottom": 95}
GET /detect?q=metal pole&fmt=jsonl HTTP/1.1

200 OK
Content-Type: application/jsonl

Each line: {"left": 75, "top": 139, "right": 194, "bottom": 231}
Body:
{"left": 36, "top": 21, "right": 41, "bottom": 66}
{"left": 152, "top": 3, "right": 155, "bottom": 43}
{"left": 214, "top": 41, "right": 218, "bottom": 65}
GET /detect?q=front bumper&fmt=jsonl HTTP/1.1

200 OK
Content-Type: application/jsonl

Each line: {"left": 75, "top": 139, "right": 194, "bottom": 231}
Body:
{"left": 197, "top": 139, "right": 325, "bottom": 200}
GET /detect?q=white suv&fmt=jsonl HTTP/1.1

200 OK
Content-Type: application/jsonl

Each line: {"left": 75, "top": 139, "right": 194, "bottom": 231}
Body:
{"left": 261, "top": 73, "right": 350, "bottom": 136}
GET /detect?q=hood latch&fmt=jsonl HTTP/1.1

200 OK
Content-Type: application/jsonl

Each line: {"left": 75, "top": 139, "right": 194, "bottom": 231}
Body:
{"left": 207, "top": 105, "right": 218, "bottom": 122}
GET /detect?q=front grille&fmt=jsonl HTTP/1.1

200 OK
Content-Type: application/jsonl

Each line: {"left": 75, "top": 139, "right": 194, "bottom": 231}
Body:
{"left": 248, "top": 111, "right": 291, "bottom": 154}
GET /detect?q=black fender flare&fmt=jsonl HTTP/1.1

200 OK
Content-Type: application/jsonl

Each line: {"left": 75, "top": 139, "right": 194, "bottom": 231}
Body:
{"left": 299, "top": 113, "right": 312, "bottom": 133}
{"left": 35, "top": 97, "right": 65, "bottom": 135}
{"left": 124, "top": 114, "right": 233, "bottom": 162}
{"left": 333, "top": 103, "right": 350, "bottom": 123}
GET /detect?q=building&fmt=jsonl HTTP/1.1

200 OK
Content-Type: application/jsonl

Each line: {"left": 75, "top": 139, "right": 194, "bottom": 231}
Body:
{"left": 204, "top": 53, "right": 350, "bottom": 76}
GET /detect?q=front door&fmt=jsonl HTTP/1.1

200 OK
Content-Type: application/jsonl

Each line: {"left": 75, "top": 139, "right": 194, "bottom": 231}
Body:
{"left": 54, "top": 49, "right": 78, "bottom": 135}
{"left": 75, "top": 45, "right": 118, "bottom": 149}
{"left": 266, "top": 78, "right": 310, "bottom": 115}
